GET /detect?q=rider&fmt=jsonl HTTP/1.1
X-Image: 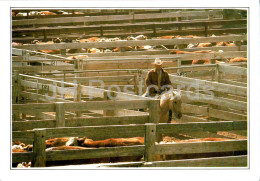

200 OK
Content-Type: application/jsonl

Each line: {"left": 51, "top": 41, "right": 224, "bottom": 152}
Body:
{"left": 144, "top": 58, "right": 173, "bottom": 122}
{"left": 144, "top": 57, "right": 172, "bottom": 97}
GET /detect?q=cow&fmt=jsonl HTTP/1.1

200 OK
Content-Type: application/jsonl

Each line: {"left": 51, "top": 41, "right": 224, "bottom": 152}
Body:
{"left": 31, "top": 39, "right": 61, "bottom": 54}
{"left": 78, "top": 137, "right": 144, "bottom": 147}
{"left": 197, "top": 43, "right": 212, "bottom": 48}
{"left": 156, "top": 35, "right": 175, "bottom": 39}
{"left": 216, "top": 41, "right": 235, "bottom": 47}
{"left": 40, "top": 11, "right": 57, "bottom": 16}
{"left": 44, "top": 137, "right": 144, "bottom": 165}
{"left": 192, "top": 59, "right": 210, "bottom": 64}
{"left": 229, "top": 57, "right": 247, "bottom": 63}
{"left": 45, "top": 137, "right": 78, "bottom": 148}
{"left": 170, "top": 50, "right": 212, "bottom": 54}
{"left": 12, "top": 142, "right": 33, "bottom": 153}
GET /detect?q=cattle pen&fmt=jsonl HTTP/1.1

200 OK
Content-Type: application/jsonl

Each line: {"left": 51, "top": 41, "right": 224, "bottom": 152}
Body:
{"left": 11, "top": 8, "right": 248, "bottom": 168}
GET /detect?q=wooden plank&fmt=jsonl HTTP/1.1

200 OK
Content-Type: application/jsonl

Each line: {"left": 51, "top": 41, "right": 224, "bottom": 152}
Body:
{"left": 141, "top": 155, "right": 247, "bottom": 167}
{"left": 180, "top": 114, "right": 208, "bottom": 122}
{"left": 181, "top": 91, "right": 247, "bottom": 112}
{"left": 46, "top": 145, "right": 145, "bottom": 161}
{"left": 219, "top": 80, "right": 247, "bottom": 87}
{"left": 209, "top": 108, "right": 247, "bottom": 121}
{"left": 218, "top": 64, "right": 247, "bottom": 76}
{"left": 168, "top": 73, "right": 247, "bottom": 97}
{"left": 12, "top": 130, "right": 35, "bottom": 143}
{"left": 12, "top": 119, "right": 56, "bottom": 131}
{"left": 32, "top": 129, "right": 46, "bottom": 167}
{"left": 12, "top": 10, "right": 222, "bottom": 26}
{"left": 154, "top": 139, "right": 247, "bottom": 155}
{"left": 13, "top": 65, "right": 74, "bottom": 72}
{"left": 21, "top": 91, "right": 70, "bottom": 103}
{"left": 12, "top": 19, "right": 246, "bottom": 37}
{"left": 12, "top": 152, "right": 34, "bottom": 163}
{"left": 12, "top": 103, "right": 55, "bottom": 113}
{"left": 20, "top": 75, "right": 146, "bottom": 101}
{"left": 13, "top": 35, "right": 246, "bottom": 50}
{"left": 148, "top": 100, "right": 160, "bottom": 124}
{"left": 97, "top": 161, "right": 144, "bottom": 168}
{"left": 66, "top": 115, "right": 149, "bottom": 127}
{"left": 55, "top": 102, "right": 65, "bottom": 127}
{"left": 53, "top": 75, "right": 135, "bottom": 83}
{"left": 157, "top": 121, "right": 247, "bottom": 134}
{"left": 63, "top": 100, "right": 150, "bottom": 111}
{"left": 145, "top": 124, "right": 156, "bottom": 162}
{"left": 45, "top": 124, "right": 146, "bottom": 140}
{"left": 181, "top": 103, "right": 247, "bottom": 121}
{"left": 182, "top": 103, "right": 208, "bottom": 116}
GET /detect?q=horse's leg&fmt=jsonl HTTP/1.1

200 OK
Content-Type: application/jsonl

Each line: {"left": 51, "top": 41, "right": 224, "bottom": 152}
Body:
{"left": 168, "top": 110, "right": 172, "bottom": 123}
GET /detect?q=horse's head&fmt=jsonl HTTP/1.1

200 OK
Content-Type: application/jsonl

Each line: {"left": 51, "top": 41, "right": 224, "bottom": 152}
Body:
{"left": 162, "top": 90, "right": 182, "bottom": 119}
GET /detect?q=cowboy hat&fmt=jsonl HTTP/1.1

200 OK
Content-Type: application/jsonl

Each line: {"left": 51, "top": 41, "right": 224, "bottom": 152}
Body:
{"left": 152, "top": 58, "right": 163, "bottom": 65}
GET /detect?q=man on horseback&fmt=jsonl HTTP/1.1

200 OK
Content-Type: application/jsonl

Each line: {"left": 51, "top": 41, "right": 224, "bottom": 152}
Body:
{"left": 143, "top": 58, "right": 173, "bottom": 122}
{"left": 144, "top": 58, "right": 172, "bottom": 98}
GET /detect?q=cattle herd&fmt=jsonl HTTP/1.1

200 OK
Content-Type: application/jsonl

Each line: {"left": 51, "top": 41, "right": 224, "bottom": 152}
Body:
{"left": 12, "top": 34, "right": 247, "bottom": 64}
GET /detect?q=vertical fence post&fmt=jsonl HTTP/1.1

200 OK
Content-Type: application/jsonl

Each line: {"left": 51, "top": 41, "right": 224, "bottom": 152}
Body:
{"left": 177, "top": 57, "right": 182, "bottom": 75}
{"left": 149, "top": 99, "right": 161, "bottom": 142}
{"left": 153, "top": 24, "right": 157, "bottom": 37}
{"left": 103, "top": 90, "right": 117, "bottom": 116}
{"left": 210, "top": 59, "right": 216, "bottom": 81}
{"left": 56, "top": 102, "right": 65, "bottom": 127}
{"left": 144, "top": 123, "right": 156, "bottom": 162}
{"left": 13, "top": 70, "right": 21, "bottom": 104}
{"left": 100, "top": 26, "right": 104, "bottom": 37}
{"left": 76, "top": 84, "right": 82, "bottom": 117}
{"left": 204, "top": 22, "right": 208, "bottom": 37}
{"left": 215, "top": 64, "right": 220, "bottom": 82}
{"left": 148, "top": 100, "right": 160, "bottom": 124}
{"left": 32, "top": 129, "right": 46, "bottom": 167}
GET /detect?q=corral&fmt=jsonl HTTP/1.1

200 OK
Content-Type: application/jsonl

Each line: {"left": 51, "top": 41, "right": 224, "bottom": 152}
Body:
{"left": 11, "top": 8, "right": 248, "bottom": 168}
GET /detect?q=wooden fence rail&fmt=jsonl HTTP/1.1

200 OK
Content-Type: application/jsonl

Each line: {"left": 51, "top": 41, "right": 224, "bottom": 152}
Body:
{"left": 12, "top": 120, "right": 247, "bottom": 167}
{"left": 12, "top": 19, "right": 246, "bottom": 41}
{"left": 12, "top": 10, "right": 223, "bottom": 26}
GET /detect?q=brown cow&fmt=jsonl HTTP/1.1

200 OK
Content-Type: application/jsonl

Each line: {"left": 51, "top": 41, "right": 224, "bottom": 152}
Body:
{"left": 78, "top": 137, "right": 144, "bottom": 147}
{"left": 229, "top": 57, "right": 247, "bottom": 63}
{"left": 197, "top": 43, "right": 212, "bottom": 48}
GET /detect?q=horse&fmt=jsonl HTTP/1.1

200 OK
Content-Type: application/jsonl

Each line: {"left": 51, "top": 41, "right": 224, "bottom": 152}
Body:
{"left": 142, "top": 90, "right": 182, "bottom": 124}
{"left": 156, "top": 90, "right": 182, "bottom": 124}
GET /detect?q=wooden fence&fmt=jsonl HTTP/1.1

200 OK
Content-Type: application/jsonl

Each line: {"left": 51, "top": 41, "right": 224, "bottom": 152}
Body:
{"left": 12, "top": 100, "right": 247, "bottom": 167}
{"left": 11, "top": 9, "right": 248, "bottom": 42}
{"left": 12, "top": 63, "right": 247, "bottom": 127}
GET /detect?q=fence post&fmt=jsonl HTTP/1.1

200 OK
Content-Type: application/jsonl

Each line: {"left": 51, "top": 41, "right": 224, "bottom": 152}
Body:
{"left": 148, "top": 100, "right": 160, "bottom": 124}
{"left": 210, "top": 59, "right": 216, "bottom": 81}
{"left": 149, "top": 99, "right": 161, "bottom": 143}
{"left": 32, "top": 129, "right": 46, "bottom": 167}
{"left": 103, "top": 90, "right": 117, "bottom": 116}
{"left": 76, "top": 84, "right": 82, "bottom": 117}
{"left": 204, "top": 22, "right": 208, "bottom": 37}
{"left": 215, "top": 64, "right": 220, "bottom": 82}
{"left": 55, "top": 102, "right": 65, "bottom": 127}
{"left": 13, "top": 70, "right": 21, "bottom": 104}
{"left": 177, "top": 57, "right": 182, "bottom": 75}
{"left": 144, "top": 123, "right": 156, "bottom": 162}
